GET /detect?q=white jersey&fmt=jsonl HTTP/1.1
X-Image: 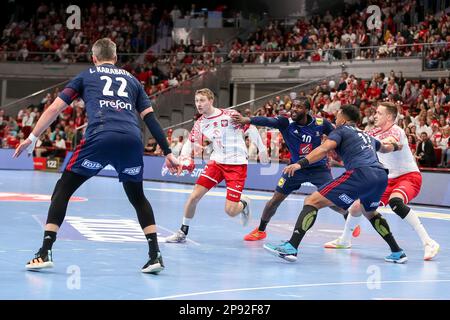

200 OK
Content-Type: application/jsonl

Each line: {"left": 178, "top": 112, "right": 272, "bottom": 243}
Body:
{"left": 181, "top": 108, "right": 248, "bottom": 165}
{"left": 367, "top": 125, "right": 420, "bottom": 179}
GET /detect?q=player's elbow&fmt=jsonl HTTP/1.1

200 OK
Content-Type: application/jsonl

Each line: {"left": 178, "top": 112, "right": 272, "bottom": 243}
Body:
{"left": 140, "top": 107, "right": 154, "bottom": 119}
{"left": 50, "top": 97, "right": 68, "bottom": 113}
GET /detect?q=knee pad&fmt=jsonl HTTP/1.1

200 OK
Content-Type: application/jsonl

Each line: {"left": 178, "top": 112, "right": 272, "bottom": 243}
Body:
{"left": 388, "top": 197, "right": 410, "bottom": 219}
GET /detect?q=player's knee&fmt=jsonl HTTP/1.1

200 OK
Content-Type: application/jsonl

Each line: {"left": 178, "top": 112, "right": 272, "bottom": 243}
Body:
{"left": 388, "top": 197, "right": 410, "bottom": 219}
{"left": 348, "top": 202, "right": 362, "bottom": 216}
{"left": 267, "top": 196, "right": 283, "bottom": 209}
{"left": 224, "top": 206, "right": 234, "bottom": 216}
{"left": 50, "top": 179, "right": 63, "bottom": 201}
{"left": 188, "top": 192, "right": 203, "bottom": 204}
{"left": 224, "top": 201, "right": 239, "bottom": 216}
{"left": 304, "top": 193, "right": 321, "bottom": 207}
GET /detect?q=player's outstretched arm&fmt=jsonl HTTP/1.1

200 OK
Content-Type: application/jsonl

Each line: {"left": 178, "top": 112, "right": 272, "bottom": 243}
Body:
{"left": 231, "top": 113, "right": 287, "bottom": 129}
{"left": 13, "top": 97, "right": 68, "bottom": 158}
{"left": 283, "top": 139, "right": 337, "bottom": 177}
{"left": 140, "top": 107, "right": 178, "bottom": 173}
{"left": 230, "top": 113, "right": 251, "bottom": 126}
{"left": 378, "top": 141, "right": 403, "bottom": 153}
{"left": 245, "top": 125, "right": 269, "bottom": 163}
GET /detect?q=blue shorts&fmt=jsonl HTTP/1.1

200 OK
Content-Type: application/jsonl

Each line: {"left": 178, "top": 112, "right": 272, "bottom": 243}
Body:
{"left": 276, "top": 166, "right": 333, "bottom": 195}
{"left": 65, "top": 131, "right": 144, "bottom": 182}
{"left": 318, "top": 166, "right": 388, "bottom": 211}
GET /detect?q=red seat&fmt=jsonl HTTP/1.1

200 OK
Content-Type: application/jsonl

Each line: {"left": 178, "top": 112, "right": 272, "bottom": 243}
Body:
{"left": 434, "top": 148, "right": 442, "bottom": 166}
{"left": 21, "top": 126, "right": 32, "bottom": 137}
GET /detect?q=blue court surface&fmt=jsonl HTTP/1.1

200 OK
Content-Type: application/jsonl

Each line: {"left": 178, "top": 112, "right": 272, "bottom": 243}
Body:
{"left": 1, "top": 170, "right": 449, "bottom": 300}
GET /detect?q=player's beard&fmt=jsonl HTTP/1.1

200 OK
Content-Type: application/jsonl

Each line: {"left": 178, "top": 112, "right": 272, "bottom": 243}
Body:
{"left": 292, "top": 111, "right": 305, "bottom": 123}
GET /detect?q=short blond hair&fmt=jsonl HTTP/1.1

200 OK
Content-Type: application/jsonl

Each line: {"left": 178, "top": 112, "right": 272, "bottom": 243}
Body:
{"left": 378, "top": 102, "right": 398, "bottom": 120}
{"left": 92, "top": 38, "right": 117, "bottom": 61}
{"left": 195, "top": 88, "right": 215, "bottom": 101}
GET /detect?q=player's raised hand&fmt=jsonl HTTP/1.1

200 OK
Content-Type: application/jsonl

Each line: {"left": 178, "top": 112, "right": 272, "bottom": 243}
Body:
{"left": 165, "top": 153, "right": 180, "bottom": 174}
{"left": 231, "top": 113, "right": 250, "bottom": 126}
{"left": 13, "top": 138, "right": 34, "bottom": 158}
{"left": 283, "top": 163, "right": 301, "bottom": 177}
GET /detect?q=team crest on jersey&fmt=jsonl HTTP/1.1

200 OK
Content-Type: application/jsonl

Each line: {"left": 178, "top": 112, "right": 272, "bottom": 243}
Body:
{"left": 81, "top": 159, "right": 103, "bottom": 170}
{"left": 299, "top": 143, "right": 313, "bottom": 155}
{"left": 338, "top": 194, "right": 354, "bottom": 205}
{"left": 122, "top": 166, "right": 142, "bottom": 175}
{"left": 278, "top": 177, "right": 286, "bottom": 187}
{"left": 315, "top": 118, "right": 323, "bottom": 125}
{"left": 221, "top": 120, "right": 229, "bottom": 127}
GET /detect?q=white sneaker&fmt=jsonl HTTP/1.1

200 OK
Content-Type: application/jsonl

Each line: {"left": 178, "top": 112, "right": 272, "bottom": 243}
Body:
{"left": 141, "top": 252, "right": 164, "bottom": 274}
{"left": 424, "top": 239, "right": 440, "bottom": 261}
{"left": 165, "top": 230, "right": 187, "bottom": 243}
{"left": 26, "top": 249, "right": 54, "bottom": 270}
{"left": 240, "top": 195, "right": 251, "bottom": 227}
{"left": 324, "top": 237, "right": 352, "bottom": 249}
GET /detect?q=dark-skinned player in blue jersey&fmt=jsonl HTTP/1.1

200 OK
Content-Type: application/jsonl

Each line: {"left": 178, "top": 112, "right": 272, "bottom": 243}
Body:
{"left": 232, "top": 97, "right": 360, "bottom": 241}
{"left": 14, "top": 38, "right": 179, "bottom": 274}
{"left": 263, "top": 104, "right": 408, "bottom": 264}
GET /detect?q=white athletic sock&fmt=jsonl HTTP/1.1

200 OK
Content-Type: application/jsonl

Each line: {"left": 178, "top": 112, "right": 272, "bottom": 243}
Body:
{"left": 404, "top": 209, "right": 432, "bottom": 245}
{"left": 182, "top": 217, "right": 191, "bottom": 226}
{"left": 341, "top": 214, "right": 362, "bottom": 243}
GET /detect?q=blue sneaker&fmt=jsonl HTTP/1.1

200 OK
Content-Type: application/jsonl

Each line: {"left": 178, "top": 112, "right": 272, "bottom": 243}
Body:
{"left": 263, "top": 241, "right": 298, "bottom": 262}
{"left": 385, "top": 250, "right": 408, "bottom": 264}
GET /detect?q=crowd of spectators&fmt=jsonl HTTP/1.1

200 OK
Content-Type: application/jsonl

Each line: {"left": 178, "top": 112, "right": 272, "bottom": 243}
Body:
{"left": 2, "top": 1, "right": 449, "bottom": 103}
{"left": 0, "top": 2, "right": 229, "bottom": 98}
{"left": 0, "top": 2, "right": 172, "bottom": 63}
{"left": 144, "top": 71, "right": 450, "bottom": 169}
{"left": 1, "top": 1, "right": 450, "bottom": 169}
{"left": 0, "top": 89, "right": 86, "bottom": 159}
{"left": 226, "top": 0, "right": 449, "bottom": 69}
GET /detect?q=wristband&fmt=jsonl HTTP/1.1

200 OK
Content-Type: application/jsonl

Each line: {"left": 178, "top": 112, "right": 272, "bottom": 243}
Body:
{"left": 28, "top": 133, "right": 38, "bottom": 143}
{"left": 296, "top": 157, "right": 310, "bottom": 168}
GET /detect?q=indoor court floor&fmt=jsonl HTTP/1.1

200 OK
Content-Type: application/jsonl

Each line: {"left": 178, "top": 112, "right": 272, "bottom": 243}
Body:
{"left": 1, "top": 170, "right": 449, "bottom": 300}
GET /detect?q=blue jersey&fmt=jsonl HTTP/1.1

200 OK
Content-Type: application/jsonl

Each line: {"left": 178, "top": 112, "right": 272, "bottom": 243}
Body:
{"left": 251, "top": 115, "right": 334, "bottom": 168}
{"left": 327, "top": 125, "right": 383, "bottom": 170}
{"left": 59, "top": 63, "right": 151, "bottom": 139}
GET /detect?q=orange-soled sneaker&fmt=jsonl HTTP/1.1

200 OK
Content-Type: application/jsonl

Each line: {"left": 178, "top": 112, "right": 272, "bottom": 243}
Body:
{"left": 244, "top": 228, "right": 267, "bottom": 241}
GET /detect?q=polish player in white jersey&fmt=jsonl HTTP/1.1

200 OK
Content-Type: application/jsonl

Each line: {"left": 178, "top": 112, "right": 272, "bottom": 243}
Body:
{"left": 165, "top": 88, "right": 266, "bottom": 243}
{"left": 325, "top": 102, "right": 439, "bottom": 261}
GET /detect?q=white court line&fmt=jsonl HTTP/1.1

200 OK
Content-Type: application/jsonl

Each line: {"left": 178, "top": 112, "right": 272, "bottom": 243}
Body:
{"left": 317, "top": 229, "right": 344, "bottom": 234}
{"left": 158, "top": 225, "right": 201, "bottom": 246}
{"left": 144, "top": 188, "right": 450, "bottom": 219}
{"left": 32, "top": 214, "right": 201, "bottom": 246}
{"left": 147, "top": 279, "right": 450, "bottom": 300}
{"left": 144, "top": 187, "right": 304, "bottom": 202}
{"left": 32, "top": 214, "right": 44, "bottom": 227}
